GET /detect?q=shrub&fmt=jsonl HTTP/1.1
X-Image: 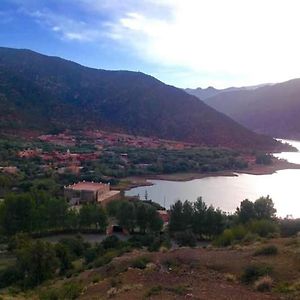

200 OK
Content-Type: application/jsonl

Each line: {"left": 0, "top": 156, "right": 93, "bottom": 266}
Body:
{"left": 254, "top": 276, "right": 273, "bottom": 292}
{"left": 242, "top": 232, "right": 260, "bottom": 244}
{"left": 0, "top": 266, "right": 22, "bottom": 289}
{"left": 231, "top": 225, "right": 247, "bottom": 240}
{"left": 174, "top": 231, "right": 197, "bottom": 247}
{"left": 241, "top": 264, "right": 273, "bottom": 284}
{"left": 248, "top": 220, "right": 279, "bottom": 238}
{"left": 39, "top": 289, "right": 59, "bottom": 300}
{"left": 145, "top": 285, "right": 163, "bottom": 297}
{"left": 254, "top": 245, "right": 278, "bottom": 256}
{"left": 280, "top": 219, "right": 300, "bottom": 237}
{"left": 213, "top": 229, "right": 234, "bottom": 247}
{"left": 130, "top": 256, "right": 151, "bottom": 269}
{"left": 101, "top": 235, "right": 120, "bottom": 249}
{"left": 59, "top": 282, "right": 83, "bottom": 300}
{"left": 128, "top": 234, "right": 155, "bottom": 248}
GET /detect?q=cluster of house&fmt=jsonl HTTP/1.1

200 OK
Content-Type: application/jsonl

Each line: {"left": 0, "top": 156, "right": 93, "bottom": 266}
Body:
{"left": 0, "top": 166, "right": 18, "bottom": 175}
{"left": 38, "top": 133, "right": 76, "bottom": 147}
{"left": 18, "top": 148, "right": 100, "bottom": 175}
{"left": 84, "top": 130, "right": 194, "bottom": 150}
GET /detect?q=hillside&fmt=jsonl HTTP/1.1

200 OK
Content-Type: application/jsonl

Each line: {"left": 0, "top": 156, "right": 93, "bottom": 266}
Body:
{"left": 190, "top": 80, "right": 300, "bottom": 139}
{"left": 0, "top": 47, "right": 281, "bottom": 149}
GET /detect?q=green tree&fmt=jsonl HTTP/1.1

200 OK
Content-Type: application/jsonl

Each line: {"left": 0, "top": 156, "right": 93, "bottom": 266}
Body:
{"left": 169, "top": 200, "right": 184, "bottom": 232}
{"left": 117, "top": 201, "right": 136, "bottom": 233}
{"left": 79, "top": 203, "right": 107, "bottom": 230}
{"left": 237, "top": 199, "right": 256, "bottom": 223}
{"left": 254, "top": 196, "right": 276, "bottom": 219}
{"left": 55, "top": 243, "right": 72, "bottom": 274}
{"left": 1, "top": 194, "right": 34, "bottom": 235}
{"left": 17, "top": 240, "right": 58, "bottom": 287}
{"left": 192, "top": 197, "right": 207, "bottom": 236}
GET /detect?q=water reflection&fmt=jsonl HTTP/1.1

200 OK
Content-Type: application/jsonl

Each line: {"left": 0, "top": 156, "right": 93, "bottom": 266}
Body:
{"left": 126, "top": 139, "right": 300, "bottom": 218}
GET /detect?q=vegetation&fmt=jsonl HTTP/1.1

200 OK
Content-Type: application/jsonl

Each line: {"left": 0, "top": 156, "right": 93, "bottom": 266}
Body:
{"left": 169, "top": 197, "right": 226, "bottom": 241}
{"left": 254, "top": 245, "right": 278, "bottom": 256}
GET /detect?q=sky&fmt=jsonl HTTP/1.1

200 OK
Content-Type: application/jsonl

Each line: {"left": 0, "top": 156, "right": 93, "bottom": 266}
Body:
{"left": 1, "top": 0, "right": 300, "bottom": 88}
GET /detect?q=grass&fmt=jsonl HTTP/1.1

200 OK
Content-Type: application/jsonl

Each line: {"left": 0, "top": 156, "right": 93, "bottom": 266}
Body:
{"left": 0, "top": 254, "right": 16, "bottom": 271}
{"left": 241, "top": 264, "right": 273, "bottom": 284}
{"left": 145, "top": 284, "right": 188, "bottom": 298}
{"left": 130, "top": 256, "right": 151, "bottom": 269}
{"left": 254, "top": 245, "right": 278, "bottom": 256}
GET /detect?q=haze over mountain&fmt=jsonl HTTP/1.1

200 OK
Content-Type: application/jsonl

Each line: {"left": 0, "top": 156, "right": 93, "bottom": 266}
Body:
{"left": 0, "top": 47, "right": 282, "bottom": 149}
{"left": 188, "top": 80, "right": 300, "bottom": 139}
{"left": 185, "top": 84, "right": 271, "bottom": 100}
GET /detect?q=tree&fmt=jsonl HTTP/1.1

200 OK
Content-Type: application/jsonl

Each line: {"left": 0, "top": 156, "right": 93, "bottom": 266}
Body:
{"left": 182, "top": 200, "right": 193, "bottom": 230}
{"left": 1, "top": 194, "right": 34, "bottom": 235}
{"left": 55, "top": 243, "right": 72, "bottom": 274}
{"left": 254, "top": 196, "right": 276, "bottom": 219}
{"left": 79, "top": 204, "right": 107, "bottom": 230}
{"left": 169, "top": 200, "right": 184, "bottom": 232}
{"left": 146, "top": 206, "right": 163, "bottom": 233}
{"left": 17, "top": 240, "right": 58, "bottom": 287}
{"left": 237, "top": 199, "right": 256, "bottom": 223}
{"left": 136, "top": 203, "right": 148, "bottom": 233}
{"left": 192, "top": 197, "right": 207, "bottom": 235}
{"left": 117, "top": 201, "right": 136, "bottom": 233}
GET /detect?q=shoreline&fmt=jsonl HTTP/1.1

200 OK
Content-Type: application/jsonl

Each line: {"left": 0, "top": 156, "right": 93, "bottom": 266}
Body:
{"left": 116, "top": 158, "right": 300, "bottom": 191}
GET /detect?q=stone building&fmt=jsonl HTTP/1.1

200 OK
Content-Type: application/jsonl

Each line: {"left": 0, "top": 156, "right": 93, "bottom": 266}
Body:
{"left": 64, "top": 181, "right": 120, "bottom": 206}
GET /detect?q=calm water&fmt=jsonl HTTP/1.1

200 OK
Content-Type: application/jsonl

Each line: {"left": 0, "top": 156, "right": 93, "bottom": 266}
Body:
{"left": 126, "top": 139, "right": 300, "bottom": 218}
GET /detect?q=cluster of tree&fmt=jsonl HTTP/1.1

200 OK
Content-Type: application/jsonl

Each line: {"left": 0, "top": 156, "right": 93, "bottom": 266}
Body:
{"left": 236, "top": 196, "right": 276, "bottom": 223}
{"left": 255, "top": 153, "right": 272, "bottom": 165}
{"left": 0, "top": 192, "right": 107, "bottom": 236}
{"left": 169, "top": 197, "right": 226, "bottom": 239}
{"left": 214, "top": 196, "right": 278, "bottom": 247}
{"left": 107, "top": 200, "right": 163, "bottom": 234}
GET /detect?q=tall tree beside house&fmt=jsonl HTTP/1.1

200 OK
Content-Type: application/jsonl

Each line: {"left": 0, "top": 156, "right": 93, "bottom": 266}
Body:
{"left": 79, "top": 203, "right": 107, "bottom": 230}
{"left": 117, "top": 201, "right": 136, "bottom": 233}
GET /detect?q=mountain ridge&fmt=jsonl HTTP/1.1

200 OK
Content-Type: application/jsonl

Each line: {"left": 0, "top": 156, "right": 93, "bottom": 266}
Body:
{"left": 189, "top": 79, "right": 300, "bottom": 139}
{"left": 0, "top": 47, "right": 282, "bottom": 150}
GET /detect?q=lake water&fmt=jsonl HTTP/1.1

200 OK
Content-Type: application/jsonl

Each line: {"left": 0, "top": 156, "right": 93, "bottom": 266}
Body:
{"left": 126, "top": 139, "right": 300, "bottom": 218}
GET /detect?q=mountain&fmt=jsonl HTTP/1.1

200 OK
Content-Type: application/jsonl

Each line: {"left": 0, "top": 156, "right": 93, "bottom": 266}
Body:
{"left": 195, "top": 79, "right": 300, "bottom": 139}
{"left": 185, "top": 84, "right": 270, "bottom": 100}
{"left": 0, "top": 47, "right": 281, "bottom": 149}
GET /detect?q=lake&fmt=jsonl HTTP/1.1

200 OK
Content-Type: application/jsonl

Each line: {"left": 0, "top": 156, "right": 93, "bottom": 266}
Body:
{"left": 126, "top": 139, "right": 300, "bottom": 218}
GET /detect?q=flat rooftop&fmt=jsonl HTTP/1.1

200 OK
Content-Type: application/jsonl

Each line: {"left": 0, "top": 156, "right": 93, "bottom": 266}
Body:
{"left": 66, "top": 182, "right": 109, "bottom": 192}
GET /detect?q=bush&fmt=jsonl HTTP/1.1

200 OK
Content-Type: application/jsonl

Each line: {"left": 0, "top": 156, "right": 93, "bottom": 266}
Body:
{"left": 39, "top": 282, "right": 83, "bottom": 300}
{"left": 59, "top": 282, "right": 83, "bottom": 299}
{"left": 280, "top": 219, "right": 300, "bottom": 237}
{"left": 254, "top": 245, "right": 278, "bottom": 256}
{"left": 248, "top": 220, "right": 279, "bottom": 237}
{"left": 241, "top": 264, "right": 273, "bottom": 284}
{"left": 254, "top": 276, "right": 273, "bottom": 292}
{"left": 174, "top": 231, "right": 197, "bottom": 247}
{"left": 101, "top": 235, "right": 120, "bottom": 249}
{"left": 130, "top": 256, "right": 151, "bottom": 269}
{"left": 128, "top": 234, "right": 155, "bottom": 248}
{"left": 0, "top": 266, "right": 22, "bottom": 289}
{"left": 242, "top": 232, "right": 260, "bottom": 244}
{"left": 213, "top": 229, "right": 234, "bottom": 247}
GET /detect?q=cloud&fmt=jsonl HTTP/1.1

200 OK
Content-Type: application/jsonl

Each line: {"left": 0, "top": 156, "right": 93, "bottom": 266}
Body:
{"left": 106, "top": 0, "right": 300, "bottom": 87}
{"left": 10, "top": 0, "right": 300, "bottom": 87}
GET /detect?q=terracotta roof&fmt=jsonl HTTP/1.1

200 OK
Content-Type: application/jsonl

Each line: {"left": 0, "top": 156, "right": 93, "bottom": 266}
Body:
{"left": 67, "top": 182, "right": 108, "bottom": 192}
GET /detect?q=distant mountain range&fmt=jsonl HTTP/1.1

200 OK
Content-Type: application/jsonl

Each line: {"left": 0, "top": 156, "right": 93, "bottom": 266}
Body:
{"left": 186, "top": 80, "right": 300, "bottom": 139}
{"left": 185, "top": 84, "right": 271, "bottom": 100}
{"left": 0, "top": 47, "right": 282, "bottom": 150}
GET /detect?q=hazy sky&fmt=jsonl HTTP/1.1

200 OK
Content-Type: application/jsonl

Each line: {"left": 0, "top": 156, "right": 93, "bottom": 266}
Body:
{"left": 1, "top": 0, "right": 300, "bottom": 88}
